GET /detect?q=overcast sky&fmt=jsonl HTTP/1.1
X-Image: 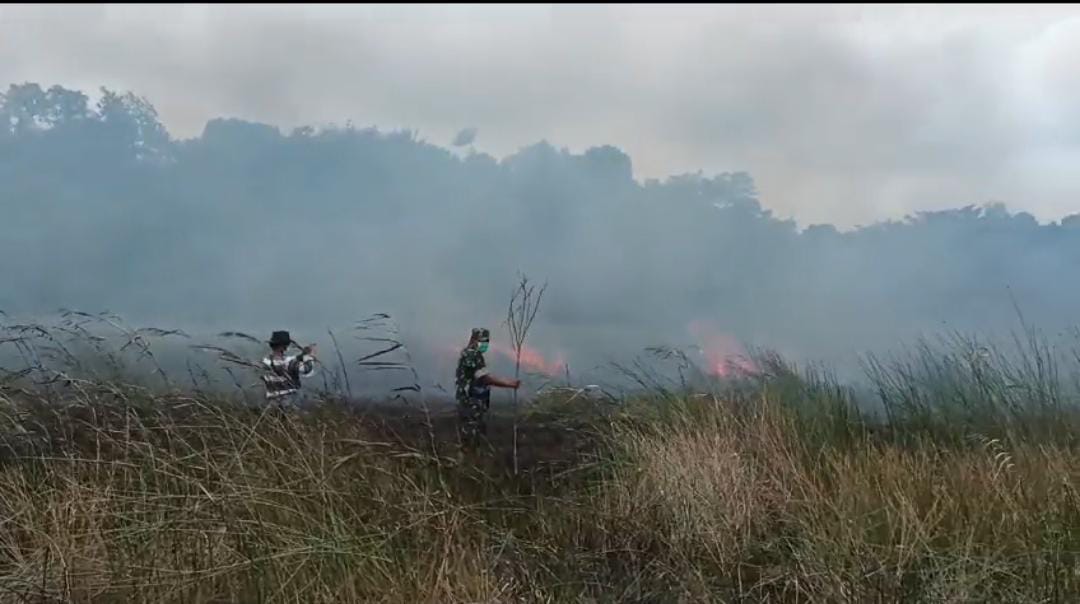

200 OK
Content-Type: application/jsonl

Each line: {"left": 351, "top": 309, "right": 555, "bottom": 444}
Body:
{"left": 3, "top": 3, "right": 1080, "bottom": 228}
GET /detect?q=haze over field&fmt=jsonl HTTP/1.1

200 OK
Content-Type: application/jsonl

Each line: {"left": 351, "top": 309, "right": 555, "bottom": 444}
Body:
{"left": 3, "top": 4, "right": 1080, "bottom": 387}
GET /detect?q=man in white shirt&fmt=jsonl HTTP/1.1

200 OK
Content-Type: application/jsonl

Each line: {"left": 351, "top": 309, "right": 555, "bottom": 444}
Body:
{"left": 261, "top": 330, "right": 317, "bottom": 408}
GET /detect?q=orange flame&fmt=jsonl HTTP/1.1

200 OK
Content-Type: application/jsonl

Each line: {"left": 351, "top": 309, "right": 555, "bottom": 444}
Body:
{"left": 438, "top": 341, "right": 567, "bottom": 378}
{"left": 490, "top": 342, "right": 567, "bottom": 377}
{"left": 687, "top": 319, "right": 756, "bottom": 377}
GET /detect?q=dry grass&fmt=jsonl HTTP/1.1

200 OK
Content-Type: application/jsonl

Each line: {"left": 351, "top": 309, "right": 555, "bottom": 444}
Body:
{"left": 3, "top": 316, "right": 1080, "bottom": 601}
{"left": 595, "top": 394, "right": 1080, "bottom": 602}
{"left": 0, "top": 385, "right": 1076, "bottom": 603}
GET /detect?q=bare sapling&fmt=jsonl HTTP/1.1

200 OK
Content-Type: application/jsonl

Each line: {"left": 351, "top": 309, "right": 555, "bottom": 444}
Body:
{"left": 506, "top": 273, "right": 546, "bottom": 476}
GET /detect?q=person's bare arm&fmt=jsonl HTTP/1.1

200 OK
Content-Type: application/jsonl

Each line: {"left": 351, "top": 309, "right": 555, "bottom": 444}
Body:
{"left": 480, "top": 374, "right": 521, "bottom": 389}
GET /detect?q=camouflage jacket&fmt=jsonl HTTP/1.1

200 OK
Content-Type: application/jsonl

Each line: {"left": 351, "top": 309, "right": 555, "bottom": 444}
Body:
{"left": 455, "top": 346, "right": 491, "bottom": 405}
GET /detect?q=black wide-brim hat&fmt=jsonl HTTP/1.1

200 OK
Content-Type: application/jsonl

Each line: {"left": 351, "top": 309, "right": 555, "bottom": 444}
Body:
{"left": 269, "top": 331, "right": 292, "bottom": 347}
{"left": 471, "top": 328, "right": 490, "bottom": 341}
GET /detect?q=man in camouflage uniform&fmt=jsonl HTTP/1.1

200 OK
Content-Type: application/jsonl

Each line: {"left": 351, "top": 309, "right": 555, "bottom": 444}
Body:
{"left": 455, "top": 327, "right": 520, "bottom": 451}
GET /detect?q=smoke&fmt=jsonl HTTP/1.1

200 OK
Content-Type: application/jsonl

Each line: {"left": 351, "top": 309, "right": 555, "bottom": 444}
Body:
{"left": 6, "top": 5, "right": 1080, "bottom": 229}
{"left": 2, "top": 82, "right": 1079, "bottom": 393}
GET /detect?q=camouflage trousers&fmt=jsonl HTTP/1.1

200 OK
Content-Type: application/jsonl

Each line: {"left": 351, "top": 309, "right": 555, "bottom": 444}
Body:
{"left": 457, "top": 397, "right": 489, "bottom": 449}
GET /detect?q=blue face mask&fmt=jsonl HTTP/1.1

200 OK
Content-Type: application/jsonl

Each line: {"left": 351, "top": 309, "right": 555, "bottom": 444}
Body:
{"left": 477, "top": 342, "right": 489, "bottom": 353}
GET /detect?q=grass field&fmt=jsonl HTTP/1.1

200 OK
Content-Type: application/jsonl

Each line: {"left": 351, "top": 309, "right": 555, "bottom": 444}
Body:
{"left": 3, "top": 321, "right": 1080, "bottom": 602}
